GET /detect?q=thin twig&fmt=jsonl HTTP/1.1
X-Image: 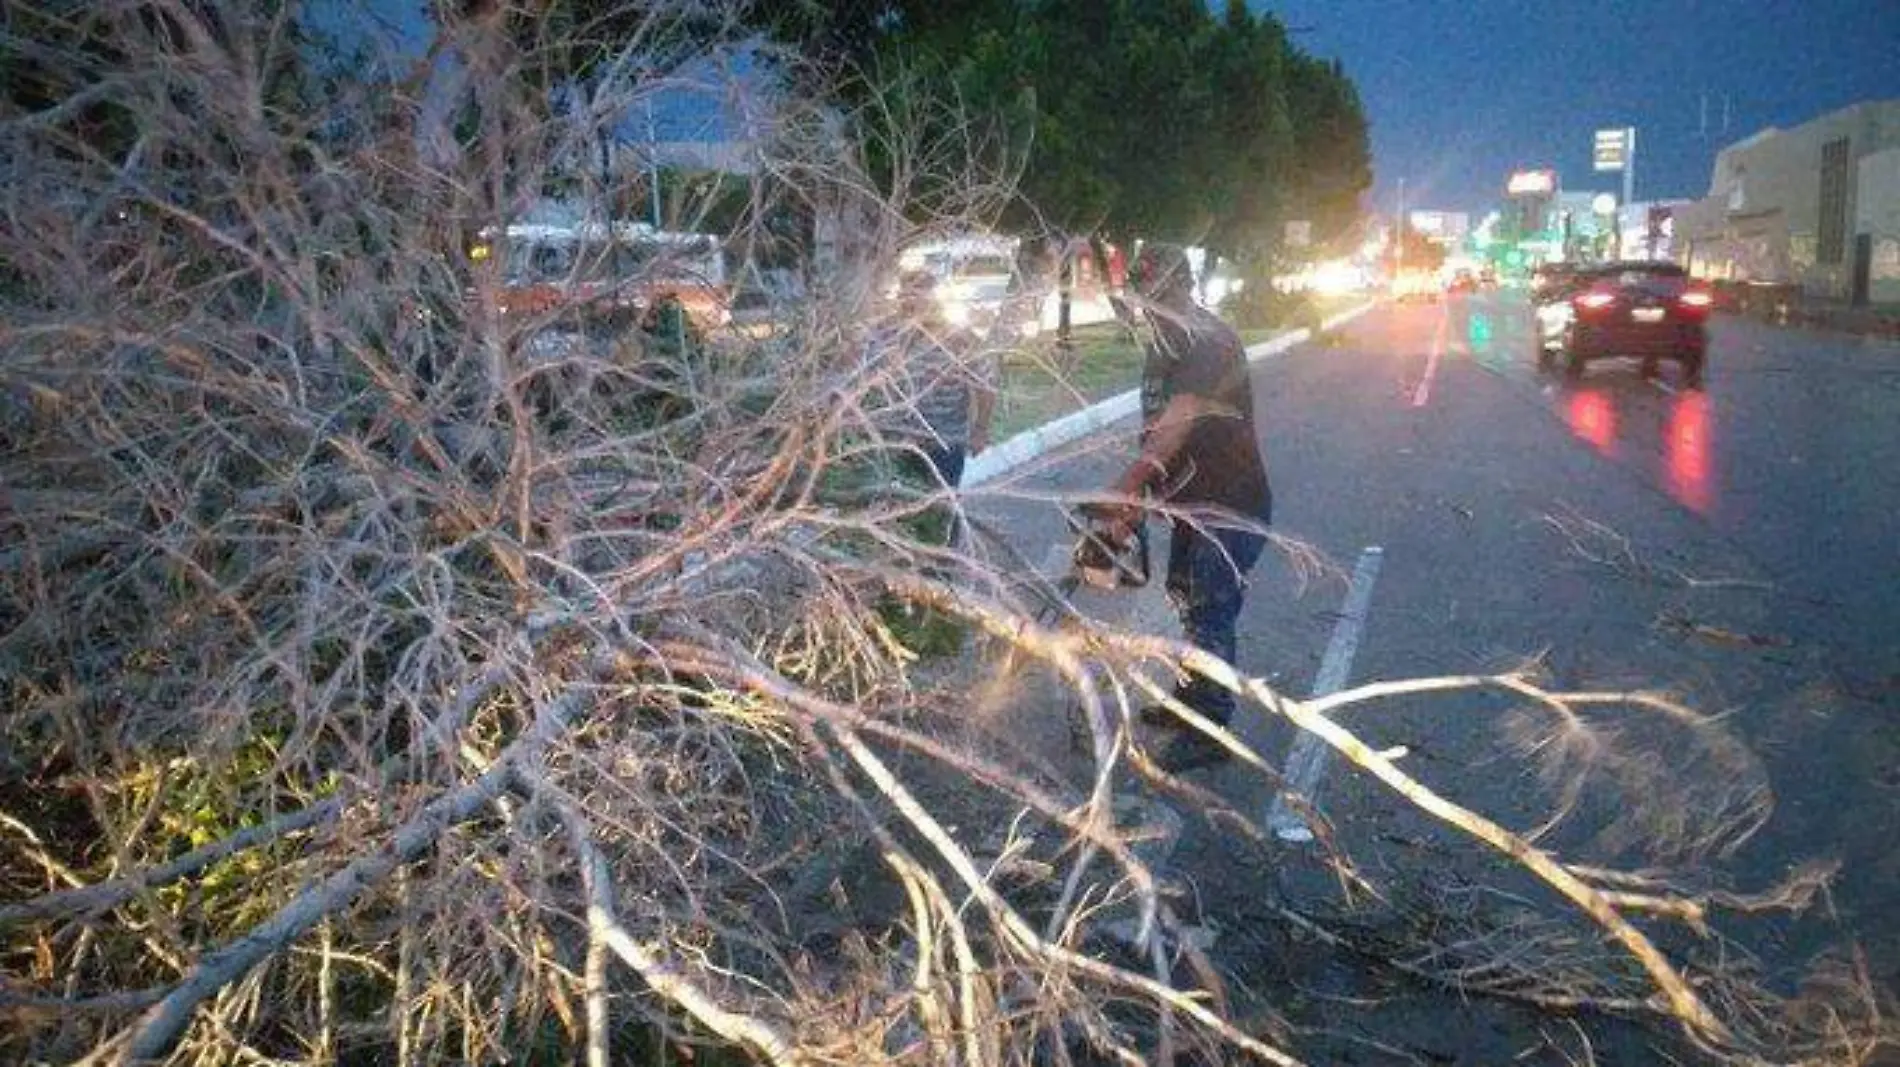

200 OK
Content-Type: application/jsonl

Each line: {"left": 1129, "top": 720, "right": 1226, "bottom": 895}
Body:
{"left": 122, "top": 683, "right": 594, "bottom": 1061}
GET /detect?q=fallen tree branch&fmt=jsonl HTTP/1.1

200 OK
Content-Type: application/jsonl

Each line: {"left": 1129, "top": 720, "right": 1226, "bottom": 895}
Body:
{"left": 0, "top": 985, "right": 171, "bottom": 1017}
{"left": 823, "top": 721, "right": 1305, "bottom": 1066}
{"left": 871, "top": 571, "right": 1736, "bottom": 1046}
{"left": 0, "top": 796, "right": 345, "bottom": 926}
{"left": 1158, "top": 641, "right": 1734, "bottom": 1045}
{"left": 655, "top": 631, "right": 1168, "bottom": 932}
{"left": 1267, "top": 901, "right": 1656, "bottom": 1017}
{"left": 119, "top": 681, "right": 593, "bottom": 1062}
{"left": 540, "top": 781, "right": 800, "bottom": 1066}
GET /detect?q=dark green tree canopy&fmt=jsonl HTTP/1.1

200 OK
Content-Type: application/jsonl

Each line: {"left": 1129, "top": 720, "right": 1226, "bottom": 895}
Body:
{"left": 760, "top": 0, "right": 1372, "bottom": 262}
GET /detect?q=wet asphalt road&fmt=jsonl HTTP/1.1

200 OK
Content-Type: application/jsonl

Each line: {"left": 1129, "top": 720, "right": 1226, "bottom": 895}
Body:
{"left": 1232, "top": 291, "right": 1900, "bottom": 996}
{"left": 1440, "top": 290, "right": 1900, "bottom": 688}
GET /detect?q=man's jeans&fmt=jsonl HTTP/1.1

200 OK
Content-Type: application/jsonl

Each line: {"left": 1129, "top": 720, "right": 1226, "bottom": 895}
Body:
{"left": 920, "top": 442, "right": 967, "bottom": 490}
{"left": 1164, "top": 502, "right": 1271, "bottom": 726}
{"left": 898, "top": 442, "right": 968, "bottom": 548}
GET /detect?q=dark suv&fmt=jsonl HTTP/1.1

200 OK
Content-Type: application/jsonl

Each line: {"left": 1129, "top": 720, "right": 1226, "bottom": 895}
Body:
{"left": 1536, "top": 262, "right": 1711, "bottom": 386}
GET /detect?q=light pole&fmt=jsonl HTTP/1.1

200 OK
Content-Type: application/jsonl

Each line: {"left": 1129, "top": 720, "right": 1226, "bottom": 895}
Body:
{"left": 1621, "top": 126, "right": 1636, "bottom": 210}
{"left": 1395, "top": 177, "right": 1406, "bottom": 281}
{"left": 645, "top": 93, "right": 662, "bottom": 230}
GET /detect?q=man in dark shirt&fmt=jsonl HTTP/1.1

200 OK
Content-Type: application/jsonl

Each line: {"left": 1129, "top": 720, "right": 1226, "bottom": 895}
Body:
{"left": 1102, "top": 243, "right": 1273, "bottom": 772}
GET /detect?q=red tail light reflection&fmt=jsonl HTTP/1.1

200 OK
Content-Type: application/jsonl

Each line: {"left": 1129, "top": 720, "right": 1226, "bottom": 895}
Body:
{"left": 1563, "top": 388, "right": 1616, "bottom": 456}
{"left": 1664, "top": 391, "right": 1713, "bottom": 513}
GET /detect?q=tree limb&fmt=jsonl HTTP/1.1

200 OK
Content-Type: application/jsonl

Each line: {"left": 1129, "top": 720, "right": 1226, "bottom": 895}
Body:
{"left": 120, "top": 682, "right": 592, "bottom": 1062}
{"left": 0, "top": 797, "right": 345, "bottom": 926}
{"left": 544, "top": 783, "right": 800, "bottom": 1066}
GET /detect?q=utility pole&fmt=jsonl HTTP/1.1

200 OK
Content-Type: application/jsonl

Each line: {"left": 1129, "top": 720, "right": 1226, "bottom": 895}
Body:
{"left": 1395, "top": 177, "right": 1406, "bottom": 280}
{"left": 645, "top": 93, "right": 662, "bottom": 229}
{"left": 644, "top": 89, "right": 687, "bottom": 357}
{"left": 1622, "top": 126, "right": 1636, "bottom": 210}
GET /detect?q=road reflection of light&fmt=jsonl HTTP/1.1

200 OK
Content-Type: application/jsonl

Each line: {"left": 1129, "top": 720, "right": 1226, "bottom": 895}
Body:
{"left": 1664, "top": 391, "right": 1714, "bottom": 513}
{"left": 1466, "top": 311, "right": 1492, "bottom": 353}
{"left": 1464, "top": 309, "right": 1503, "bottom": 371}
{"left": 1563, "top": 388, "right": 1616, "bottom": 456}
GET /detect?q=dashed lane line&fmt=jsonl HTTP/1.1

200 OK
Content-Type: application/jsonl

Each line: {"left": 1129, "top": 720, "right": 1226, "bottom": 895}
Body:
{"left": 1411, "top": 306, "right": 1451, "bottom": 407}
{"left": 1266, "top": 545, "right": 1386, "bottom": 843}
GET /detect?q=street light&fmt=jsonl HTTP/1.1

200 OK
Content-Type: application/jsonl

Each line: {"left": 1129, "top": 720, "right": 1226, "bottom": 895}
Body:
{"left": 1591, "top": 192, "right": 1617, "bottom": 216}
{"left": 1395, "top": 177, "right": 1406, "bottom": 282}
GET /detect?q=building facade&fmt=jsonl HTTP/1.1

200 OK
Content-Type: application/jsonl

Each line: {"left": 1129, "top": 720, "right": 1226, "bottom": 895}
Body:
{"left": 1674, "top": 99, "right": 1900, "bottom": 304}
{"left": 1856, "top": 145, "right": 1900, "bottom": 304}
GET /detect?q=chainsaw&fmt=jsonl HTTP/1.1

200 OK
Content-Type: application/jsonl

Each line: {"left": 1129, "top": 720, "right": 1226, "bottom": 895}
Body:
{"left": 1034, "top": 504, "right": 1150, "bottom": 624}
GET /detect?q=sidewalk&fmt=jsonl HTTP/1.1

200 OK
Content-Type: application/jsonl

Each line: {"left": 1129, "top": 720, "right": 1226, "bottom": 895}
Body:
{"left": 965, "top": 301, "right": 1375, "bottom": 487}
{"left": 1713, "top": 282, "right": 1900, "bottom": 340}
{"left": 1771, "top": 302, "right": 1900, "bottom": 339}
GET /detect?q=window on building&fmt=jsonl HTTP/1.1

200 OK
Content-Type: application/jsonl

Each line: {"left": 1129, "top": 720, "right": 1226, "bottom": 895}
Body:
{"left": 1818, "top": 137, "right": 1850, "bottom": 265}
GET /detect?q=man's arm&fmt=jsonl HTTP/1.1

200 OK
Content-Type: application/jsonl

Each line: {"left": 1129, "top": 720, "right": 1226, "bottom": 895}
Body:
{"left": 1109, "top": 391, "right": 1215, "bottom": 499}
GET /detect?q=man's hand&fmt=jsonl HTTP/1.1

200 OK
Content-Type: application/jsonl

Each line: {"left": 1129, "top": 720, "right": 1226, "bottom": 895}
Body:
{"left": 1094, "top": 452, "right": 1169, "bottom": 538}
{"left": 1076, "top": 498, "right": 1140, "bottom": 545}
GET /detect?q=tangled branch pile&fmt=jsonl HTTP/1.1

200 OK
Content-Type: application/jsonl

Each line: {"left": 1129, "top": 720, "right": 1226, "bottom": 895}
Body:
{"left": 1, "top": 3, "right": 1890, "bottom": 1064}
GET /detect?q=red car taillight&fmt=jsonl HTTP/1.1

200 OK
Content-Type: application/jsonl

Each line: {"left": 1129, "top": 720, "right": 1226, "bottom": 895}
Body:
{"left": 1679, "top": 290, "right": 1713, "bottom": 309}
{"left": 1574, "top": 291, "right": 1616, "bottom": 311}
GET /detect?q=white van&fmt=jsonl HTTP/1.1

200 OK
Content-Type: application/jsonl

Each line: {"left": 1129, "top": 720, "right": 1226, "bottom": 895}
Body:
{"left": 897, "top": 234, "right": 1029, "bottom": 336}
{"left": 471, "top": 221, "right": 730, "bottom": 332}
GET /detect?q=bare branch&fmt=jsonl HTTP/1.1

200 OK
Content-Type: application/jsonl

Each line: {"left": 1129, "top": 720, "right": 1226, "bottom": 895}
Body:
{"left": 121, "top": 683, "right": 593, "bottom": 1061}
{"left": 546, "top": 785, "right": 800, "bottom": 1066}
{"left": 0, "top": 796, "right": 345, "bottom": 926}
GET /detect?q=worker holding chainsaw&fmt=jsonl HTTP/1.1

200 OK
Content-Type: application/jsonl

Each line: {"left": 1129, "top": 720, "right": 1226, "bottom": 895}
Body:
{"left": 1097, "top": 242, "right": 1274, "bottom": 773}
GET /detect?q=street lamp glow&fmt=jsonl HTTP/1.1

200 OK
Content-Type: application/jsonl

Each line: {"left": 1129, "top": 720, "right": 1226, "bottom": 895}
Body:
{"left": 1309, "top": 258, "right": 1366, "bottom": 295}
{"left": 1591, "top": 193, "right": 1617, "bottom": 216}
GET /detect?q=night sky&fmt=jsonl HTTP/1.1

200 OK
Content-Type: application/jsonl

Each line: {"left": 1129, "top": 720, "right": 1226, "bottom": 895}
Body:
{"left": 1259, "top": 0, "right": 1900, "bottom": 217}
{"left": 321, "top": 1, "right": 1898, "bottom": 219}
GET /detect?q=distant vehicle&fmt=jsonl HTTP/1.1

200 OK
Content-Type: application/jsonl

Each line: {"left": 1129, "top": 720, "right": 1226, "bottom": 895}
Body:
{"left": 939, "top": 251, "right": 1018, "bottom": 332}
{"left": 1478, "top": 266, "right": 1499, "bottom": 289}
{"left": 1391, "top": 269, "right": 1440, "bottom": 303}
{"left": 1446, "top": 268, "right": 1478, "bottom": 294}
{"left": 471, "top": 221, "right": 731, "bottom": 336}
{"left": 1535, "top": 261, "right": 1711, "bottom": 386}
{"left": 1530, "top": 264, "right": 1590, "bottom": 345}
{"left": 1530, "top": 263, "right": 1578, "bottom": 300}
{"left": 899, "top": 234, "right": 1032, "bottom": 338}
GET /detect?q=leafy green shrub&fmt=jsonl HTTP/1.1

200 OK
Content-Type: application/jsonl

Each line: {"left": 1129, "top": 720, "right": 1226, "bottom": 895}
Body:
{"left": 1220, "top": 284, "right": 1321, "bottom": 332}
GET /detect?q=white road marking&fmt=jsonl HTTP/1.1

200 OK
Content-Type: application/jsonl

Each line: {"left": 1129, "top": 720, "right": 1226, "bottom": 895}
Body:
{"left": 1411, "top": 308, "right": 1450, "bottom": 407}
{"left": 1267, "top": 545, "right": 1385, "bottom": 843}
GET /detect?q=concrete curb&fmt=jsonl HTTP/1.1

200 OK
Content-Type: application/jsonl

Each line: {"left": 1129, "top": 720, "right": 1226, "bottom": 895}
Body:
{"left": 965, "top": 301, "right": 1376, "bottom": 486}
